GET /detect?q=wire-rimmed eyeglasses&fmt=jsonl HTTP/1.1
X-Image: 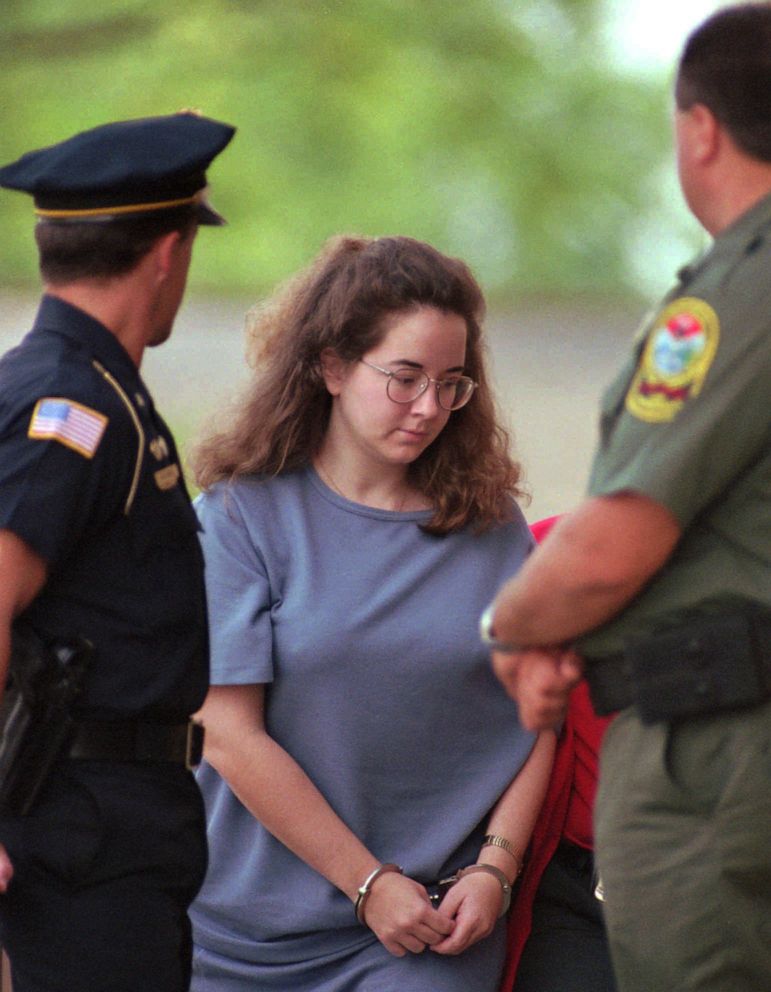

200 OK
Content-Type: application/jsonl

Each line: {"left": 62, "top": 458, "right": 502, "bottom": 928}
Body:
{"left": 360, "top": 359, "right": 477, "bottom": 411}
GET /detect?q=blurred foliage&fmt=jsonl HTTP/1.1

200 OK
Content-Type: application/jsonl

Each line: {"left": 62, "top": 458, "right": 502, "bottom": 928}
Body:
{"left": 0, "top": 0, "right": 684, "bottom": 299}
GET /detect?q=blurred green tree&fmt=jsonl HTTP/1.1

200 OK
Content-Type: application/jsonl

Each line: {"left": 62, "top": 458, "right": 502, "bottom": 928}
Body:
{"left": 0, "top": 0, "right": 683, "bottom": 298}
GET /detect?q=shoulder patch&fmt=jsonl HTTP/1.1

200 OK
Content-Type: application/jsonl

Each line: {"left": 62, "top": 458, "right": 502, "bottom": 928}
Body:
{"left": 625, "top": 297, "right": 720, "bottom": 423}
{"left": 28, "top": 397, "right": 108, "bottom": 458}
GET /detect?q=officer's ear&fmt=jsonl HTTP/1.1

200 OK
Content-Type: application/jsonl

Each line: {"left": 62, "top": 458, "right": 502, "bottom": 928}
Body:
{"left": 152, "top": 231, "right": 183, "bottom": 282}
{"left": 684, "top": 103, "right": 720, "bottom": 165}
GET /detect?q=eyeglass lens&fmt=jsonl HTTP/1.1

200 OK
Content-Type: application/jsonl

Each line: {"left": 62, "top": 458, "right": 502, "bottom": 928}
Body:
{"left": 387, "top": 370, "right": 474, "bottom": 410}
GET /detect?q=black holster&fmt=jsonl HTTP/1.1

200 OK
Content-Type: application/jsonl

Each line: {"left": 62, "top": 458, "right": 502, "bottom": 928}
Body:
{"left": 586, "top": 603, "right": 771, "bottom": 723}
{"left": 0, "top": 625, "right": 94, "bottom": 816}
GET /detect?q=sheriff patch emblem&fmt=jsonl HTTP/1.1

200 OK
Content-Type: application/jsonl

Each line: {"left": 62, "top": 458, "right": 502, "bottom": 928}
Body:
{"left": 625, "top": 297, "right": 720, "bottom": 423}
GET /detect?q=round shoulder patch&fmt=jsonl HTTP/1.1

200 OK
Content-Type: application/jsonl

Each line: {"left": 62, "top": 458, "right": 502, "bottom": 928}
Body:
{"left": 625, "top": 297, "right": 720, "bottom": 423}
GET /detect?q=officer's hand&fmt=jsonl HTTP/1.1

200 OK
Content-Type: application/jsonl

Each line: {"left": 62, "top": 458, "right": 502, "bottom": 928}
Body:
{"left": 492, "top": 647, "right": 583, "bottom": 730}
{"left": 0, "top": 843, "right": 14, "bottom": 892}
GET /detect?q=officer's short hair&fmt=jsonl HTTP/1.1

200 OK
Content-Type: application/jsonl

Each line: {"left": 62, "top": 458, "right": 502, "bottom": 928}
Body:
{"left": 35, "top": 212, "right": 196, "bottom": 285}
{"left": 675, "top": 3, "right": 771, "bottom": 162}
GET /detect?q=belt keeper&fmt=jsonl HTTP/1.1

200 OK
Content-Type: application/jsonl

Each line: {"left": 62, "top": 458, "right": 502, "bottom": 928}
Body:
{"left": 354, "top": 863, "right": 403, "bottom": 926}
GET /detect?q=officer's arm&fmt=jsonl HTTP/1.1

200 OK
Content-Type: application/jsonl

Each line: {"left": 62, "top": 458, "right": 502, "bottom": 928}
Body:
{"left": 0, "top": 529, "right": 48, "bottom": 695}
{"left": 490, "top": 491, "right": 681, "bottom": 648}
{"left": 0, "top": 529, "right": 47, "bottom": 890}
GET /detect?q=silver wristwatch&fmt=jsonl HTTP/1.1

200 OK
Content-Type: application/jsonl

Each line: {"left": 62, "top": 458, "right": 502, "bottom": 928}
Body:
{"left": 479, "top": 603, "right": 522, "bottom": 653}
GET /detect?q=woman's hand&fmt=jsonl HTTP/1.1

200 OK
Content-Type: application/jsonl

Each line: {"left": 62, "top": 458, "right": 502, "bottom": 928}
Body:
{"left": 362, "top": 871, "right": 455, "bottom": 957}
{"left": 429, "top": 872, "right": 502, "bottom": 955}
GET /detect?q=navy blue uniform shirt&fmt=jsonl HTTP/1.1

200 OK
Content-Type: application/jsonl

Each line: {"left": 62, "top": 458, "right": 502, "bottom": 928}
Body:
{"left": 0, "top": 295, "right": 208, "bottom": 721}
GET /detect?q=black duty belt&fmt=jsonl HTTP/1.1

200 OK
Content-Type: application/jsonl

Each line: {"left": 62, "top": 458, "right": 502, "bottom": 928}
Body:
{"left": 68, "top": 719, "right": 204, "bottom": 769}
{"left": 585, "top": 607, "right": 771, "bottom": 723}
{"left": 584, "top": 652, "right": 637, "bottom": 715}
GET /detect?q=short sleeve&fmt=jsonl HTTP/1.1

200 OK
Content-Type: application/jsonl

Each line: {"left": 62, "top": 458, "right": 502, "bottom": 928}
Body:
{"left": 0, "top": 392, "right": 133, "bottom": 565}
{"left": 196, "top": 487, "right": 275, "bottom": 684}
{"left": 589, "top": 300, "right": 770, "bottom": 527}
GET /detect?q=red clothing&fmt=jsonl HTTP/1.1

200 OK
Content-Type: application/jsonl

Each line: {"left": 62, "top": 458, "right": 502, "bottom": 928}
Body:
{"left": 499, "top": 517, "right": 613, "bottom": 992}
{"left": 563, "top": 680, "right": 611, "bottom": 849}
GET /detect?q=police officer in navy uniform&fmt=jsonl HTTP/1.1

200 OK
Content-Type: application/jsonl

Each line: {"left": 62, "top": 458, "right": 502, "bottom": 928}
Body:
{"left": 483, "top": 5, "right": 771, "bottom": 992}
{"left": 0, "top": 113, "right": 235, "bottom": 992}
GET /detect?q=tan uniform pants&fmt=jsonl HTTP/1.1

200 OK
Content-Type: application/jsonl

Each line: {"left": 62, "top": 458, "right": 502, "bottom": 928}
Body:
{"left": 595, "top": 697, "right": 771, "bottom": 992}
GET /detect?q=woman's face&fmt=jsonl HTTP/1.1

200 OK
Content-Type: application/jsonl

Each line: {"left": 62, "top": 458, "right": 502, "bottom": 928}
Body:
{"left": 323, "top": 305, "right": 468, "bottom": 470}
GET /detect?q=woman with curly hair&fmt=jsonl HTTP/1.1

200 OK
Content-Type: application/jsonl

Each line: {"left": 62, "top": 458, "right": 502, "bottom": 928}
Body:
{"left": 189, "top": 234, "right": 555, "bottom": 992}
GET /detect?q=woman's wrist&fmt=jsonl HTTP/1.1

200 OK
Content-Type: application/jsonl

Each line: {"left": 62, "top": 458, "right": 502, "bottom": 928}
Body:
{"left": 353, "top": 863, "right": 404, "bottom": 925}
{"left": 446, "top": 863, "right": 513, "bottom": 917}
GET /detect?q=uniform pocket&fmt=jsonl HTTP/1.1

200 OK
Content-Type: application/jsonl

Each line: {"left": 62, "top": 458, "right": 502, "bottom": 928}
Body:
{"left": 21, "top": 767, "right": 105, "bottom": 886}
{"left": 129, "top": 482, "right": 200, "bottom": 560}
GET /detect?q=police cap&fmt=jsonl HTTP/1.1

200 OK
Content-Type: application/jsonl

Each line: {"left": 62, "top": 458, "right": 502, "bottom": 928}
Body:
{"left": 0, "top": 112, "right": 236, "bottom": 226}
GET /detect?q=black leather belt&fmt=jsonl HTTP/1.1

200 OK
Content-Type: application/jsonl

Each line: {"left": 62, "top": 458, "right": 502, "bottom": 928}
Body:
{"left": 68, "top": 719, "right": 204, "bottom": 769}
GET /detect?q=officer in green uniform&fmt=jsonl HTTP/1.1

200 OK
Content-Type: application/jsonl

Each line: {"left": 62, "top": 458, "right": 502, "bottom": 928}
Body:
{"left": 482, "top": 6, "right": 771, "bottom": 992}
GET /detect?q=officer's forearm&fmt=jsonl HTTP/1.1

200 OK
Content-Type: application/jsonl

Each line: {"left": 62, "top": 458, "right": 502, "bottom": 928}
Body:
{"left": 491, "top": 562, "right": 622, "bottom": 647}
{"left": 0, "top": 529, "right": 49, "bottom": 701}
{"left": 490, "top": 494, "right": 681, "bottom": 646}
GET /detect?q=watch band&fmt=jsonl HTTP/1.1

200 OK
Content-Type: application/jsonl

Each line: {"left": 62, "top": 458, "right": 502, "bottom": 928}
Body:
{"left": 479, "top": 603, "right": 521, "bottom": 653}
{"left": 481, "top": 834, "right": 524, "bottom": 876}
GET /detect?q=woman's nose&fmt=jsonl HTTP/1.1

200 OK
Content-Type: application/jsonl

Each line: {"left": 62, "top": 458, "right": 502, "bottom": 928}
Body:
{"left": 410, "top": 381, "right": 441, "bottom": 416}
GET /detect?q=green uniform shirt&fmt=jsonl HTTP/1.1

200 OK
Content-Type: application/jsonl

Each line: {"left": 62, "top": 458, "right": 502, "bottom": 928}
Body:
{"left": 580, "top": 192, "right": 771, "bottom": 657}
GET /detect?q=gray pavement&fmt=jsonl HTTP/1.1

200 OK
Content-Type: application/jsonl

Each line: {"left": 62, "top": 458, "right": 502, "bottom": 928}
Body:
{"left": 0, "top": 292, "right": 641, "bottom": 522}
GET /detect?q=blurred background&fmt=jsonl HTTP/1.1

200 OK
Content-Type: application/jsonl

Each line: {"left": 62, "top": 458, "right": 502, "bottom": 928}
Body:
{"left": 0, "top": 0, "right": 722, "bottom": 520}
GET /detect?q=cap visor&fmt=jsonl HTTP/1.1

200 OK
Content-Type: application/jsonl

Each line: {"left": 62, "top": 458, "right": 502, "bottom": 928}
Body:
{"left": 196, "top": 197, "right": 227, "bottom": 226}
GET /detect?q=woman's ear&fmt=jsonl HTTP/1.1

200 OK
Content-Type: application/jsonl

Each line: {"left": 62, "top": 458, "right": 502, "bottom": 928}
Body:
{"left": 319, "top": 348, "right": 348, "bottom": 395}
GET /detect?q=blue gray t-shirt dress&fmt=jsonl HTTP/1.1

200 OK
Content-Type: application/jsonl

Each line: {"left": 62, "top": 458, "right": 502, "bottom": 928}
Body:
{"left": 191, "top": 466, "right": 535, "bottom": 991}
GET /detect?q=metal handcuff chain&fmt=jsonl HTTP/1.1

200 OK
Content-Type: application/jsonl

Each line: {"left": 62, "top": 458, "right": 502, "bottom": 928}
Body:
{"left": 354, "top": 859, "right": 514, "bottom": 928}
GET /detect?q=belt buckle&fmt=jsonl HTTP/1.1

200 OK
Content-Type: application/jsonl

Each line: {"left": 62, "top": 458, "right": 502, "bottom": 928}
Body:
{"left": 185, "top": 721, "right": 204, "bottom": 770}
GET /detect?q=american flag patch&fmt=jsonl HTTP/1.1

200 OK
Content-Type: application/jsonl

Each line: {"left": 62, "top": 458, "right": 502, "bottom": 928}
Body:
{"left": 28, "top": 398, "right": 108, "bottom": 459}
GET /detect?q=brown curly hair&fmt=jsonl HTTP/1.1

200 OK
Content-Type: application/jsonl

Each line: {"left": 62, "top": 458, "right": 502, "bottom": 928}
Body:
{"left": 192, "top": 235, "right": 525, "bottom": 534}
